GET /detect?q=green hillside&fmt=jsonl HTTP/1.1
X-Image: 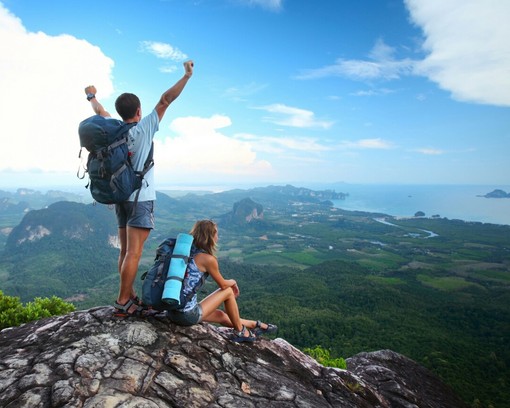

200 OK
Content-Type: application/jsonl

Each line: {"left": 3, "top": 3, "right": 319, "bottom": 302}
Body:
{"left": 225, "top": 259, "right": 509, "bottom": 408}
{"left": 1, "top": 201, "right": 118, "bottom": 301}
{"left": 0, "top": 186, "right": 509, "bottom": 407}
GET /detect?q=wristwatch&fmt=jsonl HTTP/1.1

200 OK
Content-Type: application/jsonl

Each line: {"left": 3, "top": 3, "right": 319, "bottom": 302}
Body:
{"left": 86, "top": 93, "right": 96, "bottom": 101}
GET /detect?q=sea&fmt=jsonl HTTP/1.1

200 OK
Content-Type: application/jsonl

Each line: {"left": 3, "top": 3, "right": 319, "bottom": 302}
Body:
{"left": 330, "top": 184, "right": 510, "bottom": 226}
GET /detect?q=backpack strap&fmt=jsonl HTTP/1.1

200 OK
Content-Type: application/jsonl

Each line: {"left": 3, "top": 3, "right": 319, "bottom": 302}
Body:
{"left": 77, "top": 147, "right": 87, "bottom": 180}
{"left": 109, "top": 162, "right": 130, "bottom": 194}
{"left": 129, "top": 141, "right": 155, "bottom": 216}
{"left": 116, "top": 121, "right": 137, "bottom": 139}
{"left": 101, "top": 121, "right": 135, "bottom": 157}
{"left": 106, "top": 136, "right": 129, "bottom": 152}
{"left": 93, "top": 137, "right": 128, "bottom": 178}
{"left": 171, "top": 253, "right": 190, "bottom": 263}
{"left": 165, "top": 254, "right": 190, "bottom": 285}
{"left": 139, "top": 142, "right": 155, "bottom": 176}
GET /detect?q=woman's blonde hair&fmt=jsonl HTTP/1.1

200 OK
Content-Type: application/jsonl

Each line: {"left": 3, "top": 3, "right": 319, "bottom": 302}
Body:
{"left": 190, "top": 220, "right": 218, "bottom": 255}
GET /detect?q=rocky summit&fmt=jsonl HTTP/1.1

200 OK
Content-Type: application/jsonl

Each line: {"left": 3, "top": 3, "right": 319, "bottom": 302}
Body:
{"left": 0, "top": 307, "right": 468, "bottom": 407}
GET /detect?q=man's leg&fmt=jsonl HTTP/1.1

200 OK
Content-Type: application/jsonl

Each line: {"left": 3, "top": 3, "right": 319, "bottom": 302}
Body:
{"left": 117, "top": 226, "right": 150, "bottom": 308}
{"left": 117, "top": 226, "right": 127, "bottom": 275}
{"left": 118, "top": 226, "right": 139, "bottom": 300}
{"left": 114, "top": 201, "right": 154, "bottom": 315}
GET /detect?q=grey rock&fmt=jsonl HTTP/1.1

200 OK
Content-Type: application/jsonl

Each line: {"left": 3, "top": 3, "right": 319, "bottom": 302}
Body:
{"left": 347, "top": 350, "right": 468, "bottom": 408}
{"left": 0, "top": 307, "right": 468, "bottom": 407}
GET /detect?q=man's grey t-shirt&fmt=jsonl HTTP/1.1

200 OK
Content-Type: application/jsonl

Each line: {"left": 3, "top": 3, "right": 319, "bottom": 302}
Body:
{"left": 126, "top": 109, "right": 159, "bottom": 202}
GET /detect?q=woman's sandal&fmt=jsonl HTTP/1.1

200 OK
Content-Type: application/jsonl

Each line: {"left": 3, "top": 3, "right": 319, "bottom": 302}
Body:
{"left": 113, "top": 298, "right": 144, "bottom": 318}
{"left": 232, "top": 325, "right": 257, "bottom": 343}
{"left": 254, "top": 320, "right": 278, "bottom": 336}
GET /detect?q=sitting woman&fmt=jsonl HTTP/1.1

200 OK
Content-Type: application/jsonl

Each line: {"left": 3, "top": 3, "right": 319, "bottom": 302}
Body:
{"left": 168, "top": 219, "right": 277, "bottom": 342}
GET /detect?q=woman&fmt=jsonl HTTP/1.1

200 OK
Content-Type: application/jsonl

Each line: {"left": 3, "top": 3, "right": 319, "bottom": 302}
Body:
{"left": 168, "top": 220, "right": 277, "bottom": 342}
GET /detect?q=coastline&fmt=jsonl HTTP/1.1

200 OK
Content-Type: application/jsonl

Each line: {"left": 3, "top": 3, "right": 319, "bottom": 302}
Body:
{"left": 331, "top": 184, "right": 510, "bottom": 226}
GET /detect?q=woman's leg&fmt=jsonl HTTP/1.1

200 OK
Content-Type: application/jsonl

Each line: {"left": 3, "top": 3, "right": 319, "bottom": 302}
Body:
{"left": 204, "top": 310, "right": 270, "bottom": 330}
{"left": 200, "top": 288, "right": 273, "bottom": 332}
{"left": 200, "top": 287, "right": 243, "bottom": 331}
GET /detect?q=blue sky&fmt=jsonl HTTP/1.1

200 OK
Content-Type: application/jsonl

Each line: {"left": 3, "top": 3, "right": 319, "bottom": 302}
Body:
{"left": 0, "top": 0, "right": 509, "bottom": 191}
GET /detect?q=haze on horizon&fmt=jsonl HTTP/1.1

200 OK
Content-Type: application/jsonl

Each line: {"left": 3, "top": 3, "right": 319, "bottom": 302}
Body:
{"left": 0, "top": 0, "right": 509, "bottom": 190}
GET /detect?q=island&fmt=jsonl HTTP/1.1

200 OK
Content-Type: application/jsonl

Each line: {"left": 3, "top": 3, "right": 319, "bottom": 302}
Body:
{"left": 481, "top": 189, "right": 510, "bottom": 198}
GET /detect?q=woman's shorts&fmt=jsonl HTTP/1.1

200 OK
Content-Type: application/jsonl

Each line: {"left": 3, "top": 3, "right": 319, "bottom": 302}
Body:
{"left": 168, "top": 305, "right": 203, "bottom": 326}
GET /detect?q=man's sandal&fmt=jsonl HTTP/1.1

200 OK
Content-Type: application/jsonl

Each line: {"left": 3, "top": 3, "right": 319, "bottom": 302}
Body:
{"left": 131, "top": 295, "right": 143, "bottom": 306}
{"left": 232, "top": 325, "right": 257, "bottom": 343}
{"left": 113, "top": 298, "right": 144, "bottom": 318}
{"left": 131, "top": 295, "right": 160, "bottom": 316}
{"left": 254, "top": 320, "right": 278, "bottom": 336}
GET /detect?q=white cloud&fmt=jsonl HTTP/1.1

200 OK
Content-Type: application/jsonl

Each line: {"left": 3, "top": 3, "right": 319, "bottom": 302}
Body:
{"left": 223, "top": 82, "right": 268, "bottom": 101}
{"left": 350, "top": 88, "right": 395, "bottom": 97}
{"left": 295, "top": 39, "right": 416, "bottom": 81}
{"left": 159, "top": 65, "right": 178, "bottom": 74}
{"left": 297, "top": 1, "right": 510, "bottom": 107}
{"left": 340, "top": 138, "right": 394, "bottom": 150}
{"left": 412, "top": 147, "right": 444, "bottom": 155}
{"left": 234, "top": 0, "right": 283, "bottom": 12}
{"left": 0, "top": 4, "right": 114, "bottom": 176}
{"left": 139, "top": 41, "right": 188, "bottom": 61}
{"left": 153, "top": 114, "right": 335, "bottom": 182}
{"left": 236, "top": 133, "right": 330, "bottom": 154}
{"left": 154, "top": 115, "right": 272, "bottom": 179}
{"left": 0, "top": 5, "right": 273, "bottom": 186}
{"left": 255, "top": 104, "right": 334, "bottom": 129}
{"left": 405, "top": 0, "right": 510, "bottom": 106}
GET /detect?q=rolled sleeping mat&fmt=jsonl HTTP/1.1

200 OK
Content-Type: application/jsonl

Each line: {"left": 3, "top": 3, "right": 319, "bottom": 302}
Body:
{"left": 161, "top": 233, "right": 194, "bottom": 308}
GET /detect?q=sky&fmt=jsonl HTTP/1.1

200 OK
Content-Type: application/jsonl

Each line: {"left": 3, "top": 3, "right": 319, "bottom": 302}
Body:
{"left": 0, "top": 0, "right": 509, "bottom": 191}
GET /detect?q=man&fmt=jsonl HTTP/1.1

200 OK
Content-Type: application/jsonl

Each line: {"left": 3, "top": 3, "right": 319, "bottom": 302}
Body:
{"left": 84, "top": 60, "right": 194, "bottom": 316}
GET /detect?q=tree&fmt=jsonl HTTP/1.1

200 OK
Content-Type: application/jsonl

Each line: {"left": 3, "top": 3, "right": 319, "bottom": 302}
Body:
{"left": 0, "top": 290, "right": 75, "bottom": 330}
{"left": 303, "top": 345, "right": 347, "bottom": 369}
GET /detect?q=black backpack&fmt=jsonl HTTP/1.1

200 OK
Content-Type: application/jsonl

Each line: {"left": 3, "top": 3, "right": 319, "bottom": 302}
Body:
{"left": 141, "top": 238, "right": 202, "bottom": 312}
{"left": 77, "top": 115, "right": 154, "bottom": 205}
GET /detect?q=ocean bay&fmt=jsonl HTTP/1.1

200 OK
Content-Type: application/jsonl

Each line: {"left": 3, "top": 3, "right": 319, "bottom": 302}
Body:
{"left": 332, "top": 184, "right": 510, "bottom": 226}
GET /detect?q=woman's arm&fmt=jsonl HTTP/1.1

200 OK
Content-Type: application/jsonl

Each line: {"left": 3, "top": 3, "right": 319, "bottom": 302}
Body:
{"left": 197, "top": 253, "right": 239, "bottom": 295}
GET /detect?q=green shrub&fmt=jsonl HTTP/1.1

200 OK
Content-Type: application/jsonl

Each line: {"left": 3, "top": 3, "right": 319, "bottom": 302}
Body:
{"left": 0, "top": 291, "right": 75, "bottom": 330}
{"left": 304, "top": 345, "right": 347, "bottom": 369}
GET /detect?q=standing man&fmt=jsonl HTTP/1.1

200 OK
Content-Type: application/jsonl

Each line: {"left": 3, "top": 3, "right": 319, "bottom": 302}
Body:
{"left": 84, "top": 60, "right": 194, "bottom": 316}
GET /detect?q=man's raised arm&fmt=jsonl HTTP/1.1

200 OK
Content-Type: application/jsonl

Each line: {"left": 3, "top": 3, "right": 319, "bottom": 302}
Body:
{"left": 84, "top": 85, "right": 111, "bottom": 117}
{"left": 155, "top": 60, "right": 194, "bottom": 121}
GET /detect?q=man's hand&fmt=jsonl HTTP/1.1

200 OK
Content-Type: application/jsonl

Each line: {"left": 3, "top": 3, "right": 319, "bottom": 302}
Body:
{"left": 84, "top": 85, "right": 97, "bottom": 95}
{"left": 183, "top": 60, "right": 194, "bottom": 78}
{"left": 83, "top": 85, "right": 111, "bottom": 117}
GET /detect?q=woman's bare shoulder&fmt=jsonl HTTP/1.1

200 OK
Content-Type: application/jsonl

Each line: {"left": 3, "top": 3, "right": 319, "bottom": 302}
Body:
{"left": 193, "top": 252, "right": 217, "bottom": 271}
{"left": 194, "top": 251, "right": 212, "bottom": 259}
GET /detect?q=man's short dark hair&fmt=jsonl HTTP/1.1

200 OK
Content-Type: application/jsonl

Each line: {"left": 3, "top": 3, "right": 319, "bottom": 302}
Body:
{"left": 115, "top": 93, "right": 141, "bottom": 121}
